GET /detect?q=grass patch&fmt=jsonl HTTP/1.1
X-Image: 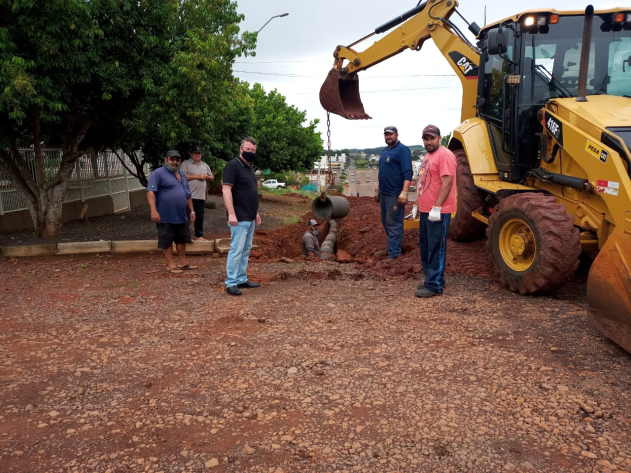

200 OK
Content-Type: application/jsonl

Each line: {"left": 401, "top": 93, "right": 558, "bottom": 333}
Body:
{"left": 282, "top": 216, "right": 301, "bottom": 226}
{"left": 261, "top": 188, "right": 318, "bottom": 199}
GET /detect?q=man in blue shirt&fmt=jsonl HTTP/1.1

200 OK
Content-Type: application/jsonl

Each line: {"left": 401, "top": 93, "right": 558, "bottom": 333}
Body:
{"left": 375, "top": 126, "right": 413, "bottom": 259}
{"left": 147, "top": 150, "right": 198, "bottom": 273}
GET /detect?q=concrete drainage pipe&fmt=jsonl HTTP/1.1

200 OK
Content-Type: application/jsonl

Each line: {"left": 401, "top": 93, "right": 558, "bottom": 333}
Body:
{"left": 320, "top": 219, "right": 337, "bottom": 260}
{"left": 311, "top": 196, "right": 349, "bottom": 260}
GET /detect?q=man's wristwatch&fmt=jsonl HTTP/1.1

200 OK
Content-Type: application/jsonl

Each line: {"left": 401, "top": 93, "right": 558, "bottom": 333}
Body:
{"left": 190, "top": 211, "right": 195, "bottom": 214}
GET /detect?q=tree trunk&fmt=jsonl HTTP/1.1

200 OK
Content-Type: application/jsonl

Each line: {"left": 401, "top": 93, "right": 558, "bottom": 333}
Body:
{"left": 38, "top": 155, "right": 76, "bottom": 238}
{"left": 0, "top": 112, "right": 94, "bottom": 238}
{"left": 39, "top": 181, "right": 70, "bottom": 238}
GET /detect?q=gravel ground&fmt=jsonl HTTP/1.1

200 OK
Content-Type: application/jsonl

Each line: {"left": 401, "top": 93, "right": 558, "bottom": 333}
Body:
{"left": 0, "top": 194, "right": 311, "bottom": 247}
{"left": 1, "top": 253, "right": 630, "bottom": 473}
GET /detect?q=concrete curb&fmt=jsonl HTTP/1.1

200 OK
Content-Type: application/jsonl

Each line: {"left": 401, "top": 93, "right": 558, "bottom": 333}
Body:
{"left": 175, "top": 240, "right": 215, "bottom": 255}
{"left": 57, "top": 241, "right": 112, "bottom": 255}
{"left": 1, "top": 240, "right": 220, "bottom": 257}
{"left": 111, "top": 240, "right": 161, "bottom": 254}
{"left": 1, "top": 244, "right": 58, "bottom": 257}
{"left": 214, "top": 238, "right": 259, "bottom": 254}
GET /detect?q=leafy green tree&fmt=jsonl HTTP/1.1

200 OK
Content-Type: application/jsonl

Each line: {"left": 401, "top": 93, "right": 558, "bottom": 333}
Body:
{"left": 0, "top": 0, "right": 255, "bottom": 238}
{"left": 246, "top": 83, "right": 322, "bottom": 173}
{"left": 442, "top": 133, "right": 452, "bottom": 147}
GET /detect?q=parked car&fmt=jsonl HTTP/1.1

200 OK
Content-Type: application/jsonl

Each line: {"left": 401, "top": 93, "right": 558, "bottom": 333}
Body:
{"left": 262, "top": 179, "right": 286, "bottom": 189}
{"left": 409, "top": 181, "right": 416, "bottom": 191}
{"left": 366, "top": 179, "right": 370, "bottom": 183}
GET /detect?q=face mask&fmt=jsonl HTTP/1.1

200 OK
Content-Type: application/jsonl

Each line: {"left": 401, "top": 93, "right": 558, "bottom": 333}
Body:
{"left": 166, "top": 162, "right": 180, "bottom": 173}
{"left": 242, "top": 151, "right": 256, "bottom": 162}
{"left": 311, "top": 229, "right": 321, "bottom": 236}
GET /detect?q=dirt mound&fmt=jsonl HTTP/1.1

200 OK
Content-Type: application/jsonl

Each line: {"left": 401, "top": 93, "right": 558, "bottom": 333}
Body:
{"left": 253, "top": 196, "right": 494, "bottom": 280}
{"left": 336, "top": 197, "right": 494, "bottom": 279}
{"left": 252, "top": 212, "right": 316, "bottom": 261}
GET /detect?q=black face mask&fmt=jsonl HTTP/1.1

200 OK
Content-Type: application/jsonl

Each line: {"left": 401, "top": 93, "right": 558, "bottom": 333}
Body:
{"left": 242, "top": 151, "right": 256, "bottom": 162}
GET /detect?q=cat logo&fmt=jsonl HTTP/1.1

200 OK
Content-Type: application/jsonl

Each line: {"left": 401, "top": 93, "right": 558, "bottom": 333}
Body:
{"left": 448, "top": 52, "right": 479, "bottom": 79}
{"left": 585, "top": 139, "right": 608, "bottom": 163}
{"left": 386, "top": 157, "right": 390, "bottom": 162}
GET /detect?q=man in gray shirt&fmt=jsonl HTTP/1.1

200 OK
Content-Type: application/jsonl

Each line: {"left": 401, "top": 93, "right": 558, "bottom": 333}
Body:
{"left": 302, "top": 219, "right": 321, "bottom": 258}
{"left": 181, "top": 146, "right": 214, "bottom": 241}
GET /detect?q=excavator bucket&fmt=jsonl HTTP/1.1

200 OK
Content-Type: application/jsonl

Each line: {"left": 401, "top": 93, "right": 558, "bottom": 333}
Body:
{"left": 587, "top": 211, "right": 631, "bottom": 353}
{"left": 319, "top": 68, "right": 371, "bottom": 120}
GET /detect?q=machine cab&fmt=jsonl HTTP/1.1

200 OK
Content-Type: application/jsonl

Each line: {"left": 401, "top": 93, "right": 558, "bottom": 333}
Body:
{"left": 477, "top": 10, "right": 631, "bottom": 182}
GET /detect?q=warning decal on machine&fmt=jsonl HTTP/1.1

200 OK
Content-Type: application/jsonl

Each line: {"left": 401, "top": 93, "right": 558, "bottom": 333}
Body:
{"left": 597, "top": 180, "right": 619, "bottom": 196}
{"left": 585, "top": 139, "right": 609, "bottom": 163}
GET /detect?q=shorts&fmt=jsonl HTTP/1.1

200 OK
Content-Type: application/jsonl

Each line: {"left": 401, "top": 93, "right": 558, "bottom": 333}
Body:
{"left": 157, "top": 222, "right": 192, "bottom": 249}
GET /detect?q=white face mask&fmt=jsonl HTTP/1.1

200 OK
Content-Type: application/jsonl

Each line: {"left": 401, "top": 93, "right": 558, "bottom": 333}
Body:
{"left": 310, "top": 228, "right": 321, "bottom": 236}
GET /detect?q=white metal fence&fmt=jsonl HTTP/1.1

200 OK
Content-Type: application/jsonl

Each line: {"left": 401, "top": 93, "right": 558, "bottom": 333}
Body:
{"left": 0, "top": 149, "right": 148, "bottom": 215}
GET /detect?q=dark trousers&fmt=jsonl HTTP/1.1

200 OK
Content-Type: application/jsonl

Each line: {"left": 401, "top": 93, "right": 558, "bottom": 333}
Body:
{"left": 192, "top": 198, "right": 205, "bottom": 237}
{"left": 380, "top": 194, "right": 404, "bottom": 258}
{"left": 419, "top": 212, "right": 451, "bottom": 293}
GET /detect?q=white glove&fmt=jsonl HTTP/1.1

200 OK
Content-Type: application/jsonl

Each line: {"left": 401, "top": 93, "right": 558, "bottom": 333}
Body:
{"left": 428, "top": 206, "right": 442, "bottom": 222}
{"left": 412, "top": 205, "right": 418, "bottom": 219}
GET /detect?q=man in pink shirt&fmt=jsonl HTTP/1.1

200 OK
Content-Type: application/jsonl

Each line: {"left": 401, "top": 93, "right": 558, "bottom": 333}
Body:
{"left": 415, "top": 125, "right": 457, "bottom": 298}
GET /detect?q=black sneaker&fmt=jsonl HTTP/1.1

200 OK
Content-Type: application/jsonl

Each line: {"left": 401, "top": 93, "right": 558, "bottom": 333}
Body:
{"left": 414, "top": 287, "right": 441, "bottom": 298}
{"left": 226, "top": 286, "right": 242, "bottom": 296}
{"left": 417, "top": 282, "right": 446, "bottom": 290}
{"left": 237, "top": 280, "right": 261, "bottom": 289}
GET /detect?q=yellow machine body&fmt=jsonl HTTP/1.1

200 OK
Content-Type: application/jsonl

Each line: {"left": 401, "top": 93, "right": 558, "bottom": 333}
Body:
{"left": 320, "top": 1, "right": 631, "bottom": 352}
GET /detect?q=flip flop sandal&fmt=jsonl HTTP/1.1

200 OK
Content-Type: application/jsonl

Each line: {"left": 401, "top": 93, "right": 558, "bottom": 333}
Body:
{"left": 177, "top": 264, "right": 198, "bottom": 270}
{"left": 167, "top": 267, "right": 183, "bottom": 274}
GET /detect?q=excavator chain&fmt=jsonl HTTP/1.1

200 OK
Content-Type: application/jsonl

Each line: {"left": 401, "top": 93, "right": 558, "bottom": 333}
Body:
{"left": 319, "top": 69, "right": 371, "bottom": 120}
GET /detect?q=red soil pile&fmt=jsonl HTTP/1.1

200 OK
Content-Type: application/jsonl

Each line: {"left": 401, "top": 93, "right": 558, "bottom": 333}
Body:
{"left": 252, "top": 195, "right": 494, "bottom": 280}
{"left": 336, "top": 197, "right": 494, "bottom": 279}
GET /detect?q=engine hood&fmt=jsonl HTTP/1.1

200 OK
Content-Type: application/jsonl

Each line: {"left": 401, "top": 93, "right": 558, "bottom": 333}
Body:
{"left": 552, "top": 95, "right": 631, "bottom": 130}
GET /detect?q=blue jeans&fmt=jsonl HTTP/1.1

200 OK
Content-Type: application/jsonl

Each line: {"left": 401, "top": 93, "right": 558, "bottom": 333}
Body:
{"left": 380, "top": 194, "right": 404, "bottom": 258}
{"left": 225, "top": 220, "right": 256, "bottom": 287}
{"left": 419, "top": 212, "right": 451, "bottom": 293}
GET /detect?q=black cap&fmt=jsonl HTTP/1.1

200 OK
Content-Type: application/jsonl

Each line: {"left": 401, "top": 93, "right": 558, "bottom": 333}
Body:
{"left": 165, "top": 150, "right": 181, "bottom": 158}
{"left": 384, "top": 126, "right": 398, "bottom": 134}
{"left": 191, "top": 146, "right": 202, "bottom": 154}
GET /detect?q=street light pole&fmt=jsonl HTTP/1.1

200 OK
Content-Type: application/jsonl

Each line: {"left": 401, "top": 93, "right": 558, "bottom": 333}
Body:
{"left": 258, "top": 13, "right": 289, "bottom": 33}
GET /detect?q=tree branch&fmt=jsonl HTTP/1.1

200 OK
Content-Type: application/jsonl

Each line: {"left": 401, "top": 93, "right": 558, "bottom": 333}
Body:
{"left": 8, "top": 144, "right": 39, "bottom": 197}
{"left": 33, "top": 116, "right": 45, "bottom": 186}
{"left": 113, "top": 150, "right": 138, "bottom": 178}
{"left": 0, "top": 149, "right": 38, "bottom": 207}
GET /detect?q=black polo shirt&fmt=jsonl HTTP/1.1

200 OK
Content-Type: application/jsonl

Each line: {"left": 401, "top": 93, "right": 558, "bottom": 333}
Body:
{"left": 223, "top": 157, "right": 259, "bottom": 222}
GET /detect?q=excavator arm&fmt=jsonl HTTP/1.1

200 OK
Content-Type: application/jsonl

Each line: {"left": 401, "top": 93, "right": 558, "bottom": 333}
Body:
{"left": 320, "top": 0, "right": 481, "bottom": 121}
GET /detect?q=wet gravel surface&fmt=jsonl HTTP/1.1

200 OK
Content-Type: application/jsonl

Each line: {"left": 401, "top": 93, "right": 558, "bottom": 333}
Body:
{"left": 0, "top": 195, "right": 309, "bottom": 247}
{"left": 1, "top": 254, "right": 630, "bottom": 473}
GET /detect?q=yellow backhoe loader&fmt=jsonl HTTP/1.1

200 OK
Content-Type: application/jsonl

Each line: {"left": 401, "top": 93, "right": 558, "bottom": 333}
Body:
{"left": 320, "top": 0, "right": 631, "bottom": 353}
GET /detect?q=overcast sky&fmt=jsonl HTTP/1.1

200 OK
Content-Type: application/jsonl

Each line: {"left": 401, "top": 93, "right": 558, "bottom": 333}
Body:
{"left": 233, "top": 0, "right": 621, "bottom": 149}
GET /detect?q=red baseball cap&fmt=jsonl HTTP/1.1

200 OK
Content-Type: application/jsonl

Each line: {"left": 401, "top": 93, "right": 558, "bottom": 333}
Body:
{"left": 422, "top": 125, "right": 441, "bottom": 138}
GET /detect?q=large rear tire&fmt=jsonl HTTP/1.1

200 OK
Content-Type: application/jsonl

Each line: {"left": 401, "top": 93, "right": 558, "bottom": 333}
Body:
{"left": 487, "top": 193, "right": 581, "bottom": 294}
{"left": 449, "top": 149, "right": 486, "bottom": 241}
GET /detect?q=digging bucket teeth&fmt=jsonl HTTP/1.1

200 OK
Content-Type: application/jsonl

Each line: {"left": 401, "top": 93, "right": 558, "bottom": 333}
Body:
{"left": 587, "top": 211, "right": 631, "bottom": 353}
{"left": 319, "top": 68, "right": 371, "bottom": 120}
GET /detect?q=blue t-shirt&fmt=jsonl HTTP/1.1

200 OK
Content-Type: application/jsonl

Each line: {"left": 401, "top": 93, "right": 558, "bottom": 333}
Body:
{"left": 146, "top": 166, "right": 192, "bottom": 224}
{"left": 378, "top": 141, "right": 413, "bottom": 195}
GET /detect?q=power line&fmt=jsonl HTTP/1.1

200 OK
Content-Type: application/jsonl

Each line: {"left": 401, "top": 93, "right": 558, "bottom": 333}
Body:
{"left": 233, "top": 70, "right": 456, "bottom": 79}
{"left": 292, "top": 86, "right": 460, "bottom": 94}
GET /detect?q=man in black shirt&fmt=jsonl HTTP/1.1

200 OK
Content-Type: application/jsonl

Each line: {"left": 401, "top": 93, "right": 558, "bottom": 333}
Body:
{"left": 222, "top": 137, "right": 262, "bottom": 295}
